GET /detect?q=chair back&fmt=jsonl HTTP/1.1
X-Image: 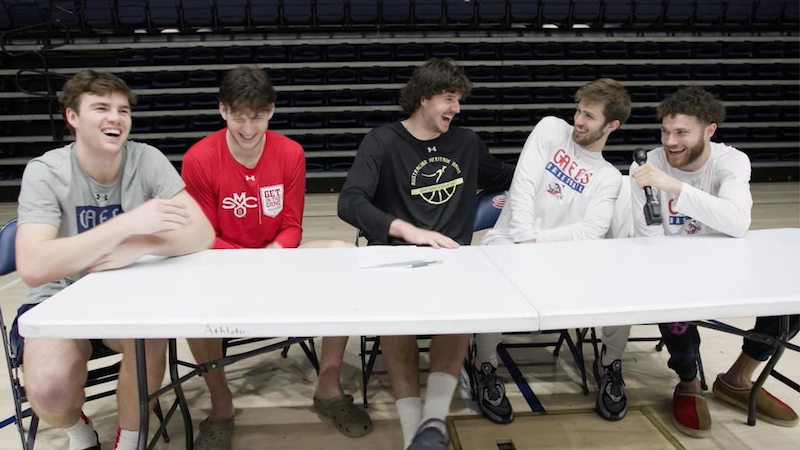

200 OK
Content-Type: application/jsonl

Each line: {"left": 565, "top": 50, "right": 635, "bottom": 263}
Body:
{"left": 473, "top": 189, "right": 507, "bottom": 231}
{"left": 0, "top": 219, "right": 17, "bottom": 276}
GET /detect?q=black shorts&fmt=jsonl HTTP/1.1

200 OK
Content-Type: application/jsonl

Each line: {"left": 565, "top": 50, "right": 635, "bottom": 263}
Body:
{"left": 10, "top": 303, "right": 114, "bottom": 365}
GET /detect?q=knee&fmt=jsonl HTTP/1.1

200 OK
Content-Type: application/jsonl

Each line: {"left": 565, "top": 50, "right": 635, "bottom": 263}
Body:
{"left": 25, "top": 367, "right": 83, "bottom": 415}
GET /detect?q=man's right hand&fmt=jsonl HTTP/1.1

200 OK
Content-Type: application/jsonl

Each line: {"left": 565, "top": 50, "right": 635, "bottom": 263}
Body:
{"left": 389, "top": 219, "right": 460, "bottom": 249}
{"left": 123, "top": 198, "right": 190, "bottom": 235}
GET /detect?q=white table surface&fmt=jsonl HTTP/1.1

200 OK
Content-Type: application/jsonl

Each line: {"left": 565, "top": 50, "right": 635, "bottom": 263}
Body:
{"left": 480, "top": 228, "right": 800, "bottom": 330}
{"left": 19, "top": 246, "right": 539, "bottom": 339}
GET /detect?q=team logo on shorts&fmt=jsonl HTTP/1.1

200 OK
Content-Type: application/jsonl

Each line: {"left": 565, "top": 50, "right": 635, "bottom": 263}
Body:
{"left": 410, "top": 156, "right": 464, "bottom": 206}
{"left": 260, "top": 184, "right": 284, "bottom": 218}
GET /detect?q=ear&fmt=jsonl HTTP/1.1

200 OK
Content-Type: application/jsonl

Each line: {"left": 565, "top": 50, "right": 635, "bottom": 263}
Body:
{"left": 218, "top": 102, "right": 228, "bottom": 120}
{"left": 64, "top": 107, "right": 79, "bottom": 130}
{"left": 704, "top": 123, "right": 717, "bottom": 140}
{"left": 604, "top": 119, "right": 622, "bottom": 133}
{"left": 264, "top": 104, "right": 276, "bottom": 121}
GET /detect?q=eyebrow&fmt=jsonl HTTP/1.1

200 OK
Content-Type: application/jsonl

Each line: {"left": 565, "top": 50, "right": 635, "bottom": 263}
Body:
{"left": 87, "top": 102, "right": 130, "bottom": 111}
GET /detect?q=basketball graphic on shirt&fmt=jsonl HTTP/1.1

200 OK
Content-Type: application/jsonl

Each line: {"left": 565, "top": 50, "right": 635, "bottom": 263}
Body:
{"left": 410, "top": 156, "right": 464, "bottom": 206}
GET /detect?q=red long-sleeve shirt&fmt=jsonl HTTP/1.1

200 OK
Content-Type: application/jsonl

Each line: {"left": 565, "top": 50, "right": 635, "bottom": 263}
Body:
{"left": 182, "top": 129, "right": 305, "bottom": 249}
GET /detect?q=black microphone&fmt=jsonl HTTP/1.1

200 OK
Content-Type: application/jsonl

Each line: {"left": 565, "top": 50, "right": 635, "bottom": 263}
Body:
{"left": 633, "top": 148, "right": 662, "bottom": 225}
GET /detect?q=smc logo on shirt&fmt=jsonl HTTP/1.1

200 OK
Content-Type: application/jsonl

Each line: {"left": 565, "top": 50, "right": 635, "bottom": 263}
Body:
{"left": 76, "top": 205, "right": 123, "bottom": 233}
{"left": 221, "top": 184, "right": 284, "bottom": 219}
{"left": 545, "top": 149, "right": 593, "bottom": 194}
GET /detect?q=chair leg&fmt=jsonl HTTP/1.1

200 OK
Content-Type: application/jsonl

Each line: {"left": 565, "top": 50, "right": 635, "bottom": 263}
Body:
{"left": 553, "top": 330, "right": 567, "bottom": 357}
{"left": 25, "top": 414, "right": 38, "bottom": 450}
{"left": 590, "top": 327, "right": 600, "bottom": 361}
{"left": 697, "top": 353, "right": 708, "bottom": 391}
{"left": 360, "top": 336, "right": 368, "bottom": 408}
{"left": 299, "top": 340, "right": 320, "bottom": 374}
{"left": 152, "top": 399, "right": 170, "bottom": 442}
{"left": 362, "top": 337, "right": 381, "bottom": 409}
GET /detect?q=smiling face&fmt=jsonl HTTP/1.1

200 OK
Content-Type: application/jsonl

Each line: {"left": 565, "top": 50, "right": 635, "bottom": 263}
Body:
{"left": 660, "top": 113, "right": 715, "bottom": 170}
{"left": 65, "top": 92, "right": 131, "bottom": 155}
{"left": 417, "top": 91, "right": 462, "bottom": 137}
{"left": 572, "top": 100, "right": 619, "bottom": 151}
{"left": 220, "top": 103, "right": 275, "bottom": 155}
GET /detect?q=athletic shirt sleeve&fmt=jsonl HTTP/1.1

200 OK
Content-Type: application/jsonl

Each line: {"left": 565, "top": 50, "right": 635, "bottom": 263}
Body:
{"left": 508, "top": 117, "right": 562, "bottom": 243}
{"left": 535, "top": 168, "right": 621, "bottom": 243}
{"left": 630, "top": 158, "right": 666, "bottom": 238}
{"left": 271, "top": 141, "right": 305, "bottom": 248}
{"left": 673, "top": 149, "right": 752, "bottom": 238}
{"left": 337, "top": 130, "right": 396, "bottom": 242}
{"left": 476, "top": 135, "right": 514, "bottom": 190}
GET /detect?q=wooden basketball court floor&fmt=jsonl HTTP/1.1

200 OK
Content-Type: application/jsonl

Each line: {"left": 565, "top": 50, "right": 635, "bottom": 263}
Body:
{"left": 0, "top": 182, "right": 797, "bottom": 450}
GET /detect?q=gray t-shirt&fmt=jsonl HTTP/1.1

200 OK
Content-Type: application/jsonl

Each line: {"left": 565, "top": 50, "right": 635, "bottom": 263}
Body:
{"left": 17, "top": 140, "right": 185, "bottom": 305}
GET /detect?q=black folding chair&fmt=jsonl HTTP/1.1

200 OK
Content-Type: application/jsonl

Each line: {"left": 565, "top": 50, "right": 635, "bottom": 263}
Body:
{"left": 0, "top": 218, "right": 168, "bottom": 449}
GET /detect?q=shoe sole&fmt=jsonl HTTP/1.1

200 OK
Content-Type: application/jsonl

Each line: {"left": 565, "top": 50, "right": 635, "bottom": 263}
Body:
{"left": 713, "top": 385, "right": 800, "bottom": 428}
{"left": 673, "top": 416, "right": 711, "bottom": 438}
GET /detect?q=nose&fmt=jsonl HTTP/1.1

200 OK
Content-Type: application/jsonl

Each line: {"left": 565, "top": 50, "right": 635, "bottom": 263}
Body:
{"left": 452, "top": 100, "right": 460, "bottom": 114}
{"left": 663, "top": 132, "right": 677, "bottom": 147}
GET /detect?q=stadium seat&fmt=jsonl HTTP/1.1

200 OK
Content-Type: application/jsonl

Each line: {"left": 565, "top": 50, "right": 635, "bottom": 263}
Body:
{"left": 463, "top": 111, "right": 496, "bottom": 126}
{"left": 603, "top": 0, "right": 633, "bottom": 23}
{"left": 430, "top": 43, "right": 461, "bottom": 59}
{"left": 661, "top": 64, "right": 691, "bottom": 80}
{"left": 291, "top": 68, "right": 323, "bottom": 84}
{"left": 360, "top": 67, "right": 392, "bottom": 83}
{"left": 566, "top": 66, "right": 597, "bottom": 81}
{"left": 6, "top": 0, "right": 47, "bottom": 27}
{"left": 465, "top": 66, "right": 497, "bottom": 82}
{"left": 415, "top": 0, "right": 443, "bottom": 24}
{"left": 216, "top": 0, "right": 247, "bottom": 27}
{"left": 393, "top": 67, "right": 416, "bottom": 82}
{"left": 326, "top": 68, "right": 358, "bottom": 84}
{"left": 186, "top": 70, "right": 218, "bottom": 87}
{"left": 598, "top": 42, "right": 628, "bottom": 58}
{"left": 627, "top": 86, "right": 659, "bottom": 102}
{"left": 500, "top": 110, "right": 532, "bottom": 125}
{"left": 533, "top": 87, "right": 565, "bottom": 102}
{"left": 632, "top": 0, "right": 663, "bottom": 25}
{"left": 692, "top": 64, "right": 722, "bottom": 79}
{"left": 151, "top": 48, "right": 183, "bottom": 64}
{"left": 327, "top": 112, "right": 360, "bottom": 127}
{"left": 573, "top": 0, "right": 601, "bottom": 25}
{"left": 189, "top": 94, "right": 219, "bottom": 109}
{"left": 328, "top": 134, "right": 360, "bottom": 149}
{"left": 396, "top": 43, "right": 426, "bottom": 60}
{"left": 328, "top": 90, "right": 360, "bottom": 106}
{"left": 292, "top": 91, "right": 325, "bottom": 107}
{"left": 598, "top": 65, "right": 629, "bottom": 80}
{"left": 534, "top": 42, "right": 564, "bottom": 58}
{"left": 501, "top": 87, "right": 533, "bottom": 103}
{"left": 383, "top": 0, "right": 411, "bottom": 24}
{"left": 465, "top": 42, "right": 498, "bottom": 59}
{"left": 349, "top": 0, "right": 378, "bottom": 24}
{"left": 360, "top": 43, "right": 391, "bottom": 60}
{"left": 182, "top": 0, "right": 215, "bottom": 28}
{"left": 151, "top": 71, "right": 185, "bottom": 88}
{"left": 723, "top": 41, "right": 754, "bottom": 57}
{"left": 148, "top": 0, "right": 181, "bottom": 28}
{"left": 326, "top": 44, "right": 357, "bottom": 61}
{"left": 221, "top": 46, "right": 253, "bottom": 63}
{"left": 120, "top": 72, "right": 151, "bottom": 89}
{"left": 250, "top": 0, "right": 280, "bottom": 26}
{"left": 362, "top": 89, "right": 394, "bottom": 105}
{"left": 117, "top": 49, "right": 148, "bottom": 66}
{"left": 662, "top": 42, "right": 691, "bottom": 58}
{"left": 291, "top": 44, "right": 323, "bottom": 61}
{"left": 663, "top": 0, "right": 693, "bottom": 24}
{"left": 723, "top": 0, "right": 755, "bottom": 24}
{"left": 502, "top": 42, "right": 532, "bottom": 59}
{"left": 445, "top": 0, "right": 475, "bottom": 24}
{"left": 116, "top": 0, "right": 147, "bottom": 28}
{"left": 191, "top": 115, "right": 223, "bottom": 131}
{"left": 316, "top": 0, "right": 345, "bottom": 25}
{"left": 534, "top": 66, "right": 564, "bottom": 81}
{"left": 468, "top": 88, "right": 498, "bottom": 103}
{"left": 362, "top": 111, "right": 393, "bottom": 127}
{"left": 567, "top": 42, "right": 596, "bottom": 59}
{"left": 754, "top": 42, "right": 786, "bottom": 58}
{"left": 294, "top": 134, "right": 327, "bottom": 150}
{"left": 509, "top": 0, "right": 539, "bottom": 24}
{"left": 499, "top": 66, "right": 532, "bottom": 81}
{"left": 753, "top": 0, "right": 785, "bottom": 24}
{"left": 293, "top": 113, "right": 324, "bottom": 128}
{"left": 694, "top": 0, "right": 723, "bottom": 25}
{"left": 541, "top": 0, "right": 570, "bottom": 26}
{"left": 695, "top": 42, "right": 723, "bottom": 58}
{"left": 631, "top": 42, "right": 660, "bottom": 59}
{"left": 630, "top": 65, "right": 659, "bottom": 80}
{"left": 478, "top": 0, "right": 507, "bottom": 23}
{"left": 284, "top": 0, "right": 312, "bottom": 25}
{"left": 186, "top": 47, "right": 219, "bottom": 64}
{"left": 84, "top": 0, "right": 116, "bottom": 31}
{"left": 49, "top": 0, "right": 82, "bottom": 29}
{"left": 255, "top": 45, "right": 288, "bottom": 62}
{"left": 155, "top": 117, "right": 188, "bottom": 132}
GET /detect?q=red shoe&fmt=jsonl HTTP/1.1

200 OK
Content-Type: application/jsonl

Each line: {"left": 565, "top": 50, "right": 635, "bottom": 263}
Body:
{"left": 673, "top": 386, "right": 712, "bottom": 438}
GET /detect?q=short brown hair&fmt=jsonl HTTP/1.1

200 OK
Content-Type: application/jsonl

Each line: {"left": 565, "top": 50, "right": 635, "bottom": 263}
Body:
{"left": 574, "top": 78, "right": 631, "bottom": 125}
{"left": 657, "top": 86, "right": 725, "bottom": 125}
{"left": 399, "top": 58, "right": 472, "bottom": 114}
{"left": 59, "top": 70, "right": 136, "bottom": 134}
{"left": 219, "top": 66, "right": 276, "bottom": 113}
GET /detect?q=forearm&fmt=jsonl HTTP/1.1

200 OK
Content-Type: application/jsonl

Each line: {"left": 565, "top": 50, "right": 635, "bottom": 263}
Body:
{"left": 17, "top": 218, "right": 132, "bottom": 287}
{"left": 337, "top": 189, "right": 395, "bottom": 242}
{"left": 272, "top": 226, "right": 302, "bottom": 249}
{"left": 138, "top": 217, "right": 215, "bottom": 256}
{"left": 674, "top": 183, "right": 751, "bottom": 237}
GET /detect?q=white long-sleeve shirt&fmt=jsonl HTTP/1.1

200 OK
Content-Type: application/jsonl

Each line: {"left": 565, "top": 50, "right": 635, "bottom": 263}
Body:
{"left": 630, "top": 142, "right": 752, "bottom": 238}
{"left": 483, "top": 117, "right": 622, "bottom": 244}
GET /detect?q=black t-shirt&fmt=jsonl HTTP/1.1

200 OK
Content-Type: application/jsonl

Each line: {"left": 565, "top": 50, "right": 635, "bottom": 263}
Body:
{"left": 338, "top": 122, "right": 514, "bottom": 245}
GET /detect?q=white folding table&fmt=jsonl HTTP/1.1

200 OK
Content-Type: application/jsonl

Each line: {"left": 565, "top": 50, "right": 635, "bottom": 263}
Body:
{"left": 18, "top": 228, "right": 800, "bottom": 450}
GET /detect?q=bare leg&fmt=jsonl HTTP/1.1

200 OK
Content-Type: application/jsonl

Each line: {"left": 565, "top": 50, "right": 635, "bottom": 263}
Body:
{"left": 381, "top": 335, "right": 421, "bottom": 399}
{"left": 23, "top": 338, "right": 92, "bottom": 427}
{"left": 106, "top": 338, "right": 168, "bottom": 431}
{"left": 186, "top": 338, "right": 234, "bottom": 419}
{"left": 314, "top": 336, "right": 349, "bottom": 399}
{"left": 429, "top": 334, "right": 470, "bottom": 377}
{"left": 721, "top": 352, "right": 761, "bottom": 388}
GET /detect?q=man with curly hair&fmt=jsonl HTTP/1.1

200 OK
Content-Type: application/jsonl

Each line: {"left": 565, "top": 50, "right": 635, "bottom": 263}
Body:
{"left": 630, "top": 86, "right": 799, "bottom": 437}
{"left": 338, "top": 58, "right": 514, "bottom": 450}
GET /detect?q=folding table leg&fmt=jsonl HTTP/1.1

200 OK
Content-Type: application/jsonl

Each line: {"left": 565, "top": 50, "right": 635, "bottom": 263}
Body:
{"left": 135, "top": 339, "right": 149, "bottom": 450}
{"left": 168, "top": 339, "right": 194, "bottom": 450}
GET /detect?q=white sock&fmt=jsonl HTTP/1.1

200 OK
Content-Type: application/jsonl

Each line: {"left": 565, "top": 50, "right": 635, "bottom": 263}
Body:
{"left": 396, "top": 397, "right": 422, "bottom": 449}
{"left": 421, "top": 372, "right": 457, "bottom": 435}
{"left": 474, "top": 333, "right": 501, "bottom": 369}
{"left": 113, "top": 427, "right": 139, "bottom": 450}
{"left": 64, "top": 413, "right": 98, "bottom": 450}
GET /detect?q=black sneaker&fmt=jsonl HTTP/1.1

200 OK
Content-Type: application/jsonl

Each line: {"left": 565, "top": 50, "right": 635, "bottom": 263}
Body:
{"left": 408, "top": 418, "right": 449, "bottom": 450}
{"left": 474, "top": 363, "right": 514, "bottom": 424}
{"left": 593, "top": 353, "right": 627, "bottom": 421}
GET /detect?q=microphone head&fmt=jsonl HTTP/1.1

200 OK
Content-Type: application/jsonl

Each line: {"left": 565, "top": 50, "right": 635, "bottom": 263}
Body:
{"left": 633, "top": 148, "right": 649, "bottom": 165}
